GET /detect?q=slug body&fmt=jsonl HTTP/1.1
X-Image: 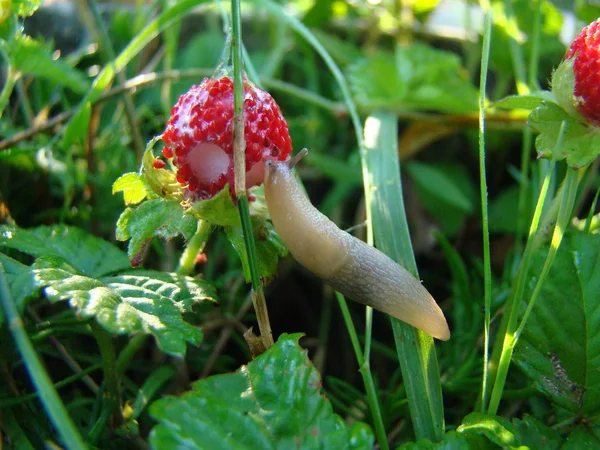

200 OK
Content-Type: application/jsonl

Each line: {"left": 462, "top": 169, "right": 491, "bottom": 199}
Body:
{"left": 264, "top": 152, "right": 450, "bottom": 341}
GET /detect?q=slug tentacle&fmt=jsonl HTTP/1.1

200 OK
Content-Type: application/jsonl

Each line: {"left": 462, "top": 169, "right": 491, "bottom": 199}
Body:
{"left": 264, "top": 151, "right": 450, "bottom": 341}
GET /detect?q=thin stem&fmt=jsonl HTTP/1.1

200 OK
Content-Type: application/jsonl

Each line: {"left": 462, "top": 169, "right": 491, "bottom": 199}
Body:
{"left": 0, "top": 264, "right": 87, "bottom": 450}
{"left": 337, "top": 293, "right": 389, "bottom": 450}
{"left": 116, "top": 334, "right": 149, "bottom": 377}
{"left": 487, "top": 124, "right": 566, "bottom": 415}
{"left": 91, "top": 322, "right": 123, "bottom": 427}
{"left": 177, "top": 220, "right": 212, "bottom": 275}
{"left": 584, "top": 186, "right": 600, "bottom": 233}
{"left": 503, "top": 0, "right": 529, "bottom": 95}
{"left": 232, "top": 0, "right": 273, "bottom": 350}
{"left": 516, "top": 167, "right": 579, "bottom": 339}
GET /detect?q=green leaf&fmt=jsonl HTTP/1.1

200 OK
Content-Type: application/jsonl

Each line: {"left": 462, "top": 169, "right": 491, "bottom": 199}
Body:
{"left": 493, "top": 92, "right": 554, "bottom": 110}
{"left": 188, "top": 186, "right": 241, "bottom": 227}
{"left": 348, "top": 44, "right": 478, "bottom": 114}
{"left": 562, "top": 426, "right": 600, "bottom": 450}
{"left": 1, "top": 35, "right": 89, "bottom": 93}
{"left": 514, "top": 231, "right": 600, "bottom": 415}
{"left": 0, "top": 225, "right": 131, "bottom": 277}
{"left": 0, "top": 253, "right": 37, "bottom": 325}
{"left": 62, "top": 101, "right": 91, "bottom": 148}
{"left": 12, "top": 0, "right": 41, "bottom": 17}
{"left": 225, "top": 219, "right": 287, "bottom": 281}
{"left": 149, "top": 334, "right": 374, "bottom": 449}
{"left": 113, "top": 172, "right": 148, "bottom": 205}
{"left": 512, "top": 415, "right": 561, "bottom": 450}
{"left": 33, "top": 258, "right": 216, "bottom": 356}
{"left": 489, "top": 186, "right": 532, "bottom": 234}
{"left": 405, "top": 161, "right": 474, "bottom": 213}
{"left": 116, "top": 199, "right": 197, "bottom": 267}
{"left": 529, "top": 101, "right": 600, "bottom": 169}
{"left": 457, "top": 413, "right": 520, "bottom": 449}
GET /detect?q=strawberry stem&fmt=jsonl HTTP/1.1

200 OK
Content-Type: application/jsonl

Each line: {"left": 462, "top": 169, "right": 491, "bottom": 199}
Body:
{"left": 231, "top": 0, "right": 274, "bottom": 351}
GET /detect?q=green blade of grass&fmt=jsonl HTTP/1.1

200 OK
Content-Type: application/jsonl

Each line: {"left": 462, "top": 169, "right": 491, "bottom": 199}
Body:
{"left": 0, "top": 264, "right": 87, "bottom": 450}
{"left": 479, "top": 10, "right": 493, "bottom": 412}
{"left": 364, "top": 112, "right": 444, "bottom": 441}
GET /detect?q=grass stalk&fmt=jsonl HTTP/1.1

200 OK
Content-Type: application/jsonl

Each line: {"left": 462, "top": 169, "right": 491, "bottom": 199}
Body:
{"left": 478, "top": 10, "right": 493, "bottom": 411}
{"left": 0, "top": 264, "right": 87, "bottom": 450}
{"left": 337, "top": 292, "right": 389, "bottom": 450}
{"left": 232, "top": 0, "right": 273, "bottom": 349}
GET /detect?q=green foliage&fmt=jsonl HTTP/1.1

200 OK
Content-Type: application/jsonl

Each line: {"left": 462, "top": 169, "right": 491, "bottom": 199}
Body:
{"left": 514, "top": 231, "right": 600, "bottom": 415}
{"left": 149, "top": 334, "right": 374, "bottom": 449}
{"left": 0, "top": 35, "right": 89, "bottom": 93}
{"left": 529, "top": 102, "right": 600, "bottom": 168}
{"left": 0, "top": 225, "right": 216, "bottom": 355}
{"left": 347, "top": 44, "right": 478, "bottom": 113}
{"left": 116, "top": 199, "right": 197, "bottom": 266}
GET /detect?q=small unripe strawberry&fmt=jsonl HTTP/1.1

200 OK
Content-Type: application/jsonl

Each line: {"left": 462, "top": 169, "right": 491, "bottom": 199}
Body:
{"left": 162, "top": 77, "right": 293, "bottom": 200}
{"left": 552, "top": 19, "right": 600, "bottom": 126}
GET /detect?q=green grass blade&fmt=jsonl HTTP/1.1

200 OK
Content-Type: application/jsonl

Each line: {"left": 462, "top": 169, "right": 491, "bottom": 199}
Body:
{"left": 364, "top": 112, "right": 444, "bottom": 441}
{"left": 0, "top": 264, "right": 87, "bottom": 450}
{"left": 479, "top": 10, "right": 493, "bottom": 412}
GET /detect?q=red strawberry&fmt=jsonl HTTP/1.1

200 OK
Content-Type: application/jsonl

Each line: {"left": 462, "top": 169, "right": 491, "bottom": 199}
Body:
{"left": 553, "top": 19, "right": 600, "bottom": 126}
{"left": 162, "top": 77, "right": 293, "bottom": 200}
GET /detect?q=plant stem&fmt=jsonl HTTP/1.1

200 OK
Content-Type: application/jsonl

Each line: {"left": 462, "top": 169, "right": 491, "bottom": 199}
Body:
{"left": 116, "top": 334, "right": 149, "bottom": 377}
{"left": 337, "top": 293, "right": 389, "bottom": 450}
{"left": 232, "top": 0, "right": 273, "bottom": 350}
{"left": 177, "top": 220, "right": 212, "bottom": 275}
{"left": 0, "top": 264, "right": 87, "bottom": 450}
{"left": 478, "top": 10, "right": 493, "bottom": 412}
{"left": 91, "top": 322, "right": 123, "bottom": 427}
{"left": 488, "top": 162, "right": 578, "bottom": 415}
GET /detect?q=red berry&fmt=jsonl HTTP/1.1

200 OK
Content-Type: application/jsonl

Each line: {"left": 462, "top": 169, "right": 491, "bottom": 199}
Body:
{"left": 162, "top": 77, "right": 293, "bottom": 200}
{"left": 564, "top": 19, "right": 600, "bottom": 126}
{"left": 153, "top": 159, "right": 166, "bottom": 169}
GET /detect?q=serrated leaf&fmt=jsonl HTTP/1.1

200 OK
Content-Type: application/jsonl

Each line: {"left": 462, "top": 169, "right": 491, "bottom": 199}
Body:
{"left": 149, "top": 333, "right": 374, "bottom": 449}
{"left": 493, "top": 92, "right": 555, "bottom": 110}
{"left": 188, "top": 185, "right": 241, "bottom": 227}
{"left": 1, "top": 35, "right": 89, "bottom": 93}
{"left": 348, "top": 44, "right": 478, "bottom": 114}
{"left": 0, "top": 225, "right": 131, "bottom": 277}
{"left": 113, "top": 172, "right": 148, "bottom": 205}
{"left": 529, "top": 102, "right": 600, "bottom": 169}
{"left": 116, "top": 199, "right": 197, "bottom": 267}
{"left": 33, "top": 258, "right": 216, "bottom": 356}
{"left": 225, "top": 219, "right": 287, "bottom": 282}
{"left": 514, "top": 231, "right": 600, "bottom": 415}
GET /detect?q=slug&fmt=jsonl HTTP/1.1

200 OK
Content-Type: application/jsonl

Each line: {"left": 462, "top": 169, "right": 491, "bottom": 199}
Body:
{"left": 264, "top": 149, "right": 450, "bottom": 341}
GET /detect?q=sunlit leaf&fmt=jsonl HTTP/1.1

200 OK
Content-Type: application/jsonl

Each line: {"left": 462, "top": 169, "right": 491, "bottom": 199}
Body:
{"left": 149, "top": 334, "right": 374, "bottom": 449}
{"left": 33, "top": 257, "right": 216, "bottom": 356}
{"left": 113, "top": 172, "right": 148, "bottom": 205}
{"left": 0, "top": 225, "right": 131, "bottom": 277}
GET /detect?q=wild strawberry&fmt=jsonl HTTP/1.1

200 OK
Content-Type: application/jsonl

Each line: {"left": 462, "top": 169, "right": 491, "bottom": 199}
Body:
{"left": 153, "top": 159, "right": 166, "bottom": 169}
{"left": 552, "top": 19, "right": 600, "bottom": 127}
{"left": 162, "top": 77, "right": 293, "bottom": 200}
